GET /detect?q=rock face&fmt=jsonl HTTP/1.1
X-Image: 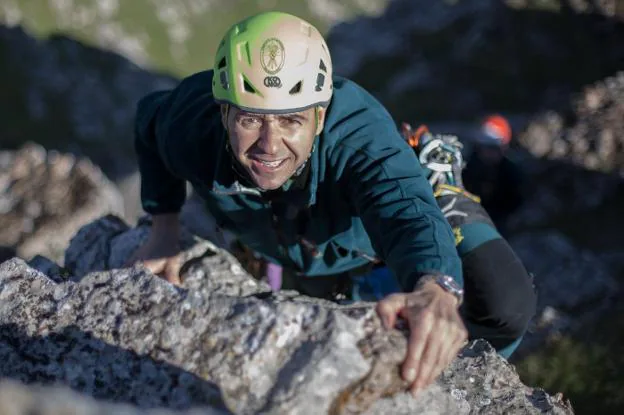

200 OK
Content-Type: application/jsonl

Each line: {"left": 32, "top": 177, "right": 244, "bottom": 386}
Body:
{"left": 520, "top": 71, "right": 624, "bottom": 176}
{"left": 327, "top": 0, "right": 624, "bottom": 122}
{"left": 0, "top": 379, "right": 227, "bottom": 415}
{"left": 508, "top": 231, "right": 619, "bottom": 356}
{"left": 495, "top": 152, "right": 624, "bottom": 357}
{"left": 501, "top": 87, "right": 624, "bottom": 348}
{"left": 0, "top": 25, "right": 176, "bottom": 174}
{"left": 0, "top": 216, "right": 574, "bottom": 414}
{"left": 506, "top": 157, "right": 624, "bottom": 230}
{"left": 0, "top": 25, "right": 177, "bottom": 220}
{"left": 0, "top": 144, "right": 124, "bottom": 264}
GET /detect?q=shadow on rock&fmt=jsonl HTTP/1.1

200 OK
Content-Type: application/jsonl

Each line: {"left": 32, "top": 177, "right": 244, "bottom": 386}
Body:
{"left": 507, "top": 155, "right": 624, "bottom": 252}
{"left": 0, "top": 246, "right": 16, "bottom": 263}
{"left": 0, "top": 322, "right": 230, "bottom": 413}
{"left": 328, "top": 0, "right": 624, "bottom": 122}
{"left": 496, "top": 153, "right": 624, "bottom": 358}
{"left": 0, "top": 25, "right": 177, "bottom": 221}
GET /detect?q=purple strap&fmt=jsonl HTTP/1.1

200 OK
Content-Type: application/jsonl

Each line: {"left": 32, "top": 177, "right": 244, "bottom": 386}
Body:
{"left": 266, "top": 262, "right": 283, "bottom": 291}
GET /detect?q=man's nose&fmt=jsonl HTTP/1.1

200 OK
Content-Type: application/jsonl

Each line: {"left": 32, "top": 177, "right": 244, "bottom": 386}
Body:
{"left": 257, "top": 123, "right": 281, "bottom": 155}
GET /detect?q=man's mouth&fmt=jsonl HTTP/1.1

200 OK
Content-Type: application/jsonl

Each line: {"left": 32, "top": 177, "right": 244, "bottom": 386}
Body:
{"left": 250, "top": 156, "right": 288, "bottom": 171}
{"left": 258, "top": 159, "right": 285, "bottom": 168}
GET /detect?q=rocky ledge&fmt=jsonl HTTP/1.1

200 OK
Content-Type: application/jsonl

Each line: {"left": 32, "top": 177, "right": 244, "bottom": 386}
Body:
{"left": 0, "top": 215, "right": 574, "bottom": 414}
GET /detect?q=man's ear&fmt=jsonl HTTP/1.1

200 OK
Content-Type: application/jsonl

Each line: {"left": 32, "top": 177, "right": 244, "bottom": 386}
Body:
{"left": 315, "top": 107, "right": 327, "bottom": 135}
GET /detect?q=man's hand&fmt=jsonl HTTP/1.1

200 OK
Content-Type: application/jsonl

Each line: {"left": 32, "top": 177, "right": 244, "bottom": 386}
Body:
{"left": 124, "top": 213, "right": 183, "bottom": 285}
{"left": 126, "top": 238, "right": 183, "bottom": 285}
{"left": 376, "top": 279, "right": 468, "bottom": 396}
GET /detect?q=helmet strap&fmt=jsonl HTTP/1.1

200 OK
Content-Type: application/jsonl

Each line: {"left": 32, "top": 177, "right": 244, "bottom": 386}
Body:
{"left": 314, "top": 106, "right": 324, "bottom": 136}
{"left": 222, "top": 104, "right": 230, "bottom": 133}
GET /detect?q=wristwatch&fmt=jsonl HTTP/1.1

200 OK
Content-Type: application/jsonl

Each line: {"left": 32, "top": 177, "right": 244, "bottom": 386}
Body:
{"left": 417, "top": 273, "right": 464, "bottom": 306}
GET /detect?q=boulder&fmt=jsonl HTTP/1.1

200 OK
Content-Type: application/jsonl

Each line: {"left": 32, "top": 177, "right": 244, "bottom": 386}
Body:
{"left": 0, "top": 215, "right": 574, "bottom": 414}
{"left": 519, "top": 71, "right": 624, "bottom": 175}
{"left": 0, "top": 144, "right": 124, "bottom": 264}
{"left": 508, "top": 231, "right": 619, "bottom": 356}
{"left": 327, "top": 0, "right": 624, "bottom": 122}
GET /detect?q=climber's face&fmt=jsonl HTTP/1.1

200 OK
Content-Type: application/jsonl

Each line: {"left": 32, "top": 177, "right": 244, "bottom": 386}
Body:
{"left": 222, "top": 105, "right": 325, "bottom": 190}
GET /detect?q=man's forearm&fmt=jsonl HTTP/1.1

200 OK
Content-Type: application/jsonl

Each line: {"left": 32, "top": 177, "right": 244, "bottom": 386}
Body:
{"left": 150, "top": 213, "right": 180, "bottom": 237}
{"left": 152, "top": 212, "right": 180, "bottom": 228}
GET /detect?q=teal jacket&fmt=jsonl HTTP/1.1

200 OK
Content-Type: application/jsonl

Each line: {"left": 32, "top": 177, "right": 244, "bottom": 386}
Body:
{"left": 134, "top": 70, "right": 463, "bottom": 290}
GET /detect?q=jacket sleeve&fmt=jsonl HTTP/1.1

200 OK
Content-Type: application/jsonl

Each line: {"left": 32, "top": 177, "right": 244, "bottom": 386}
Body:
{"left": 134, "top": 91, "right": 187, "bottom": 215}
{"left": 335, "top": 131, "right": 463, "bottom": 291}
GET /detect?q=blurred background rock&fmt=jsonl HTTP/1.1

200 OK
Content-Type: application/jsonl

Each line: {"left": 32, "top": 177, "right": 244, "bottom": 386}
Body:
{"left": 1, "top": 1, "right": 623, "bottom": 414}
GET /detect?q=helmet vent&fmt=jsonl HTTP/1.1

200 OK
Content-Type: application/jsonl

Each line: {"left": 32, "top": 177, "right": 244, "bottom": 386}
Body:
{"left": 315, "top": 73, "right": 325, "bottom": 92}
{"left": 217, "top": 57, "right": 227, "bottom": 69}
{"left": 243, "top": 78, "right": 257, "bottom": 94}
{"left": 220, "top": 71, "right": 229, "bottom": 90}
{"left": 319, "top": 59, "right": 327, "bottom": 73}
{"left": 289, "top": 81, "right": 303, "bottom": 95}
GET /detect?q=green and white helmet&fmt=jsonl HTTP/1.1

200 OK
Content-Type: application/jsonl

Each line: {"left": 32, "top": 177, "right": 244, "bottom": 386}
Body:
{"left": 212, "top": 11, "right": 333, "bottom": 113}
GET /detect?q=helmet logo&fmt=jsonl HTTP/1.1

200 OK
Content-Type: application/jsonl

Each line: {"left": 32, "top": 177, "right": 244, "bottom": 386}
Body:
{"left": 264, "top": 76, "right": 282, "bottom": 88}
{"left": 260, "top": 38, "right": 285, "bottom": 75}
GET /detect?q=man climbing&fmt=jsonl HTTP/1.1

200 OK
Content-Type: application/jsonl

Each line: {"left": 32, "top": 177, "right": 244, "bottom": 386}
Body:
{"left": 397, "top": 124, "right": 536, "bottom": 358}
{"left": 261, "top": 123, "right": 536, "bottom": 358}
{"left": 462, "top": 115, "right": 526, "bottom": 233}
{"left": 127, "top": 11, "right": 532, "bottom": 396}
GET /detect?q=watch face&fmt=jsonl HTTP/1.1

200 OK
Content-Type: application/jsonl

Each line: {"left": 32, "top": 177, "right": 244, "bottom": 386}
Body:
{"left": 438, "top": 275, "right": 463, "bottom": 299}
{"left": 445, "top": 277, "right": 462, "bottom": 291}
{"left": 418, "top": 274, "right": 463, "bottom": 302}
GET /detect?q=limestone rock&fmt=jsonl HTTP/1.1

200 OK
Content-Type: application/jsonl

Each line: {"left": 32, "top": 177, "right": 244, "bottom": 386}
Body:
{"left": 0, "top": 144, "right": 124, "bottom": 264}
{"left": 506, "top": 159, "right": 624, "bottom": 229}
{"left": 0, "top": 215, "right": 574, "bottom": 414}
{"left": 0, "top": 379, "right": 227, "bottom": 415}
{"left": 64, "top": 215, "right": 269, "bottom": 298}
{"left": 327, "top": 0, "right": 624, "bottom": 122}
{"left": 508, "top": 231, "right": 619, "bottom": 356}
{"left": 520, "top": 72, "right": 624, "bottom": 175}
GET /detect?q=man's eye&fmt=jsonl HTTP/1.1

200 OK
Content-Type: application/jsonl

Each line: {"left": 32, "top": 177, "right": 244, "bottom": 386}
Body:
{"left": 282, "top": 118, "right": 301, "bottom": 126}
{"left": 241, "top": 117, "right": 261, "bottom": 127}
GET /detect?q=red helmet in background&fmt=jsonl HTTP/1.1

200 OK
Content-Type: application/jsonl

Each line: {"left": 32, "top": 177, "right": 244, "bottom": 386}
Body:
{"left": 479, "top": 114, "right": 512, "bottom": 146}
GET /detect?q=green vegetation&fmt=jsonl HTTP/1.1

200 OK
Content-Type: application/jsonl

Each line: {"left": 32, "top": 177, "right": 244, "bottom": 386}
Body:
{"left": 516, "top": 307, "right": 624, "bottom": 415}
{"left": 0, "top": 0, "right": 385, "bottom": 77}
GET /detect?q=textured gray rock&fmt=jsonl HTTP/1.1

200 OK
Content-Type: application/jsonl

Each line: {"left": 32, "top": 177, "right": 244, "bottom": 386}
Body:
{"left": 327, "top": 0, "right": 624, "bottom": 122}
{"left": 511, "top": 232, "right": 617, "bottom": 312}
{"left": 0, "top": 25, "right": 176, "bottom": 165}
{"left": 520, "top": 71, "right": 624, "bottom": 176}
{"left": 0, "top": 215, "right": 574, "bottom": 414}
{"left": 505, "top": 159, "right": 624, "bottom": 230}
{"left": 0, "top": 379, "right": 227, "bottom": 415}
{"left": 64, "top": 215, "right": 268, "bottom": 298}
{"left": 0, "top": 143, "right": 124, "bottom": 264}
{"left": 508, "top": 231, "right": 619, "bottom": 356}
{"left": 27, "top": 254, "right": 66, "bottom": 283}
{"left": 0, "top": 25, "right": 177, "bottom": 221}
